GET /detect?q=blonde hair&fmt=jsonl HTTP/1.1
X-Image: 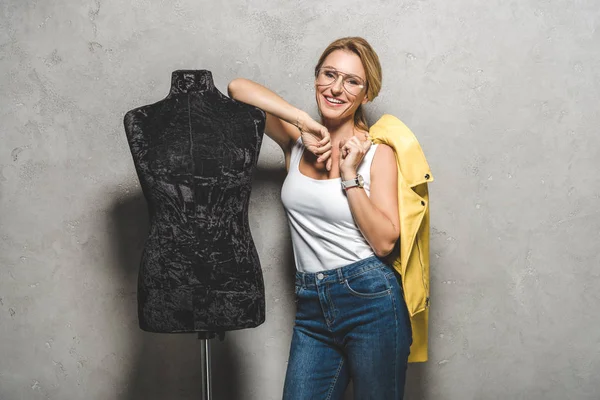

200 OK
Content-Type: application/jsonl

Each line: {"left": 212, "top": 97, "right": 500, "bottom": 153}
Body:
{"left": 314, "top": 37, "right": 382, "bottom": 132}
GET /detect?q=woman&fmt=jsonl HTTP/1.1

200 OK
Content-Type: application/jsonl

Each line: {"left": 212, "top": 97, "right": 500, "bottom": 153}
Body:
{"left": 228, "top": 36, "right": 412, "bottom": 399}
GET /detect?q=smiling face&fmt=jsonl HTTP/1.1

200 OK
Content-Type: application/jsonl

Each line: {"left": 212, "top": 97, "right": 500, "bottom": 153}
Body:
{"left": 315, "top": 49, "right": 369, "bottom": 123}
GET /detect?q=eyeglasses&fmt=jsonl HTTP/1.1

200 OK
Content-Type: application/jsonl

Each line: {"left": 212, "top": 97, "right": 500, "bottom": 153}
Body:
{"left": 315, "top": 67, "right": 366, "bottom": 96}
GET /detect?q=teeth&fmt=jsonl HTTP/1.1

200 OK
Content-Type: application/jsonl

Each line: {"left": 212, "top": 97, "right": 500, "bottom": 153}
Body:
{"left": 326, "top": 96, "right": 344, "bottom": 104}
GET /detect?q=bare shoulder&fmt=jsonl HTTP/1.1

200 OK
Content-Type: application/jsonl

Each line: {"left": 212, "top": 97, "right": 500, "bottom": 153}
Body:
{"left": 370, "top": 144, "right": 397, "bottom": 180}
{"left": 372, "top": 144, "right": 396, "bottom": 166}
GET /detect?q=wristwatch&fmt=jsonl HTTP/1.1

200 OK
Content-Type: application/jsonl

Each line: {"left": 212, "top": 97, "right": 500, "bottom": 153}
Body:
{"left": 341, "top": 174, "right": 364, "bottom": 190}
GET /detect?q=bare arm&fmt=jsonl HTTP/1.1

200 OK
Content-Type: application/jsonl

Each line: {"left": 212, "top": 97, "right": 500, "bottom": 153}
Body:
{"left": 342, "top": 142, "right": 400, "bottom": 257}
{"left": 227, "top": 78, "right": 332, "bottom": 168}
{"left": 228, "top": 79, "right": 304, "bottom": 151}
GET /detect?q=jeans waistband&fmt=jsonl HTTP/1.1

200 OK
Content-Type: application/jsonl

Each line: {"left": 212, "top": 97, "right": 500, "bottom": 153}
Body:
{"left": 295, "top": 255, "right": 387, "bottom": 288}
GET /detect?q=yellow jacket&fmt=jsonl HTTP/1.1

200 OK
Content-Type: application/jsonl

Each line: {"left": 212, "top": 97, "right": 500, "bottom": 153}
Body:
{"left": 370, "top": 114, "right": 433, "bottom": 363}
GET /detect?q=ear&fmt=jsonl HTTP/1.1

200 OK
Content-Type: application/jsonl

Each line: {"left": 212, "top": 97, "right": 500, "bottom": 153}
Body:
{"left": 361, "top": 95, "right": 369, "bottom": 105}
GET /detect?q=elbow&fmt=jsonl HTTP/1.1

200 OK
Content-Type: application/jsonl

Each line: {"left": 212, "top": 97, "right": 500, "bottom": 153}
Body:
{"left": 372, "top": 234, "right": 399, "bottom": 258}
{"left": 227, "top": 79, "right": 241, "bottom": 99}
{"left": 374, "top": 247, "right": 393, "bottom": 258}
{"left": 228, "top": 78, "right": 250, "bottom": 99}
{"left": 373, "top": 239, "right": 397, "bottom": 258}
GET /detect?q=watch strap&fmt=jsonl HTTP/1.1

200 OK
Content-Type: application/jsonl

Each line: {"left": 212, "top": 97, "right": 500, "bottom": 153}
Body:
{"left": 341, "top": 174, "right": 363, "bottom": 189}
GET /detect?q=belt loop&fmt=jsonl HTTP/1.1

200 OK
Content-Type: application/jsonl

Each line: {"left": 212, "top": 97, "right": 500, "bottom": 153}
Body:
{"left": 337, "top": 268, "right": 344, "bottom": 283}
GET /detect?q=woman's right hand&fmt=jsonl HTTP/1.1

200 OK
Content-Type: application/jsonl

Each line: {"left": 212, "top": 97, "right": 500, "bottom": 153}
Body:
{"left": 298, "top": 116, "right": 333, "bottom": 171}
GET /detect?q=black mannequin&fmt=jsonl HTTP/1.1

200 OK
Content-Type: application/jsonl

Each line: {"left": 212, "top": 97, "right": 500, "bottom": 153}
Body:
{"left": 123, "top": 70, "right": 266, "bottom": 334}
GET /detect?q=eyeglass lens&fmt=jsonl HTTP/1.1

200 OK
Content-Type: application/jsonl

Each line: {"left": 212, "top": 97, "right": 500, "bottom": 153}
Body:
{"left": 316, "top": 69, "right": 364, "bottom": 95}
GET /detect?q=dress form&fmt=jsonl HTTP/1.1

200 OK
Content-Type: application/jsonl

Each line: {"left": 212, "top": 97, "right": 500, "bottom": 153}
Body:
{"left": 123, "top": 70, "right": 266, "bottom": 334}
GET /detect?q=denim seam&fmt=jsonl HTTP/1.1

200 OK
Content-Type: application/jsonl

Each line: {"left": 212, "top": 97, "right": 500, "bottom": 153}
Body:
{"left": 325, "top": 284, "right": 336, "bottom": 326}
{"left": 343, "top": 263, "right": 386, "bottom": 281}
{"left": 343, "top": 279, "right": 391, "bottom": 299}
{"left": 343, "top": 268, "right": 392, "bottom": 299}
{"left": 386, "top": 274, "right": 400, "bottom": 399}
{"left": 294, "top": 285, "right": 301, "bottom": 304}
{"left": 325, "top": 357, "right": 345, "bottom": 400}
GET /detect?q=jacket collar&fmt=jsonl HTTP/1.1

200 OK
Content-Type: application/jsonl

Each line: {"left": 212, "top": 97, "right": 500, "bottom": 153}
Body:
{"left": 369, "top": 114, "right": 434, "bottom": 188}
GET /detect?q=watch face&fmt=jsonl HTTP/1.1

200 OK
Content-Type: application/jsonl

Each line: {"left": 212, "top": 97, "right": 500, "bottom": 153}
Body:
{"left": 357, "top": 174, "right": 364, "bottom": 187}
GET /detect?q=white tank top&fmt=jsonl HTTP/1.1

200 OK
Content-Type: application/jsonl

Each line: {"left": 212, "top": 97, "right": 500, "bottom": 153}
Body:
{"left": 281, "top": 137, "right": 379, "bottom": 273}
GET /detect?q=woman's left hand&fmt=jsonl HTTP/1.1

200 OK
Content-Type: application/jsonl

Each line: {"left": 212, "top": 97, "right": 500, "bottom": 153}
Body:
{"left": 339, "top": 133, "right": 372, "bottom": 180}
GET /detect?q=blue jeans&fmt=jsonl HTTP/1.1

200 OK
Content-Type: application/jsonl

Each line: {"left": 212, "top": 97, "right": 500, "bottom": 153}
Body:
{"left": 282, "top": 256, "right": 412, "bottom": 400}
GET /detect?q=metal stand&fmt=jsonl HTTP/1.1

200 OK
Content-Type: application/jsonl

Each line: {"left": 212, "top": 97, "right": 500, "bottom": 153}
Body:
{"left": 197, "top": 331, "right": 225, "bottom": 400}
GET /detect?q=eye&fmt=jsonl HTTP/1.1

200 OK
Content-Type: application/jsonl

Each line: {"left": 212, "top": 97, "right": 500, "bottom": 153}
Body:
{"left": 347, "top": 79, "right": 360, "bottom": 86}
{"left": 324, "top": 71, "right": 336, "bottom": 78}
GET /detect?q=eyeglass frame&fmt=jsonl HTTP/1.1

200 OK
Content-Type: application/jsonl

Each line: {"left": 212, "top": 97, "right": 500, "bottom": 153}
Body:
{"left": 314, "top": 67, "right": 367, "bottom": 95}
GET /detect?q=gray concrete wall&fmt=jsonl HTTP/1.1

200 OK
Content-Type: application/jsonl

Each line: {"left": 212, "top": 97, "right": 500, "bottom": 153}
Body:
{"left": 1, "top": 0, "right": 599, "bottom": 399}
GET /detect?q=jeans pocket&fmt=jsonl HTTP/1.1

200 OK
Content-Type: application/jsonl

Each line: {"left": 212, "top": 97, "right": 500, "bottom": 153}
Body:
{"left": 343, "top": 267, "right": 391, "bottom": 299}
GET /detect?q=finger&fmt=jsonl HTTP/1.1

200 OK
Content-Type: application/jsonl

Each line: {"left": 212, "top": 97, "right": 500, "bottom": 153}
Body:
{"left": 304, "top": 143, "right": 318, "bottom": 153}
{"left": 348, "top": 138, "right": 368, "bottom": 154}
{"left": 317, "top": 149, "right": 332, "bottom": 163}
{"left": 348, "top": 140, "right": 363, "bottom": 153}
{"left": 326, "top": 157, "right": 332, "bottom": 171}
{"left": 318, "top": 139, "right": 330, "bottom": 148}
{"left": 344, "top": 140, "right": 360, "bottom": 153}
{"left": 349, "top": 139, "right": 361, "bottom": 149}
{"left": 339, "top": 144, "right": 346, "bottom": 159}
{"left": 340, "top": 147, "right": 346, "bottom": 160}
{"left": 318, "top": 136, "right": 330, "bottom": 146}
{"left": 313, "top": 142, "right": 332, "bottom": 155}
{"left": 350, "top": 136, "right": 362, "bottom": 147}
{"left": 362, "top": 139, "right": 372, "bottom": 151}
{"left": 341, "top": 143, "right": 352, "bottom": 158}
{"left": 318, "top": 128, "right": 330, "bottom": 145}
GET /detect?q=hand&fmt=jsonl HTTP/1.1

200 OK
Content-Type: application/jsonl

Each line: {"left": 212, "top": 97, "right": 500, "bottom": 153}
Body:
{"left": 297, "top": 116, "right": 333, "bottom": 171}
{"left": 339, "top": 133, "right": 372, "bottom": 180}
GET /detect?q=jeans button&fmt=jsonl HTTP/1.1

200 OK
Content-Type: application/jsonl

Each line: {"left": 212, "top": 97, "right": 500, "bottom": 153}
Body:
{"left": 317, "top": 273, "right": 324, "bottom": 280}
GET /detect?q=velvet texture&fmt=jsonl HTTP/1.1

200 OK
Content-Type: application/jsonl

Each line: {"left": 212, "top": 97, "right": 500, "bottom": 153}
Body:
{"left": 123, "top": 70, "right": 266, "bottom": 333}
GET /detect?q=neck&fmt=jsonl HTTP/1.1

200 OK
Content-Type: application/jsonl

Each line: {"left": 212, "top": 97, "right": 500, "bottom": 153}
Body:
{"left": 322, "top": 116, "right": 358, "bottom": 143}
{"left": 169, "top": 70, "right": 215, "bottom": 95}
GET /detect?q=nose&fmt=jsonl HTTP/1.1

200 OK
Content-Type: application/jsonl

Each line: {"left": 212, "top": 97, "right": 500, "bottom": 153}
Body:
{"left": 331, "top": 76, "right": 344, "bottom": 95}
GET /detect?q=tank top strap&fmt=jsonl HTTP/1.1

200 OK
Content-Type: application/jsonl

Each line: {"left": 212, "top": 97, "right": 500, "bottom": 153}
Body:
{"left": 363, "top": 142, "right": 379, "bottom": 167}
{"left": 290, "top": 136, "right": 304, "bottom": 169}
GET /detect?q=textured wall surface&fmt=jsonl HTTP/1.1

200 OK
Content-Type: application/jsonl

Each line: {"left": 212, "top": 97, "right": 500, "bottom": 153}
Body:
{"left": 1, "top": 0, "right": 599, "bottom": 399}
